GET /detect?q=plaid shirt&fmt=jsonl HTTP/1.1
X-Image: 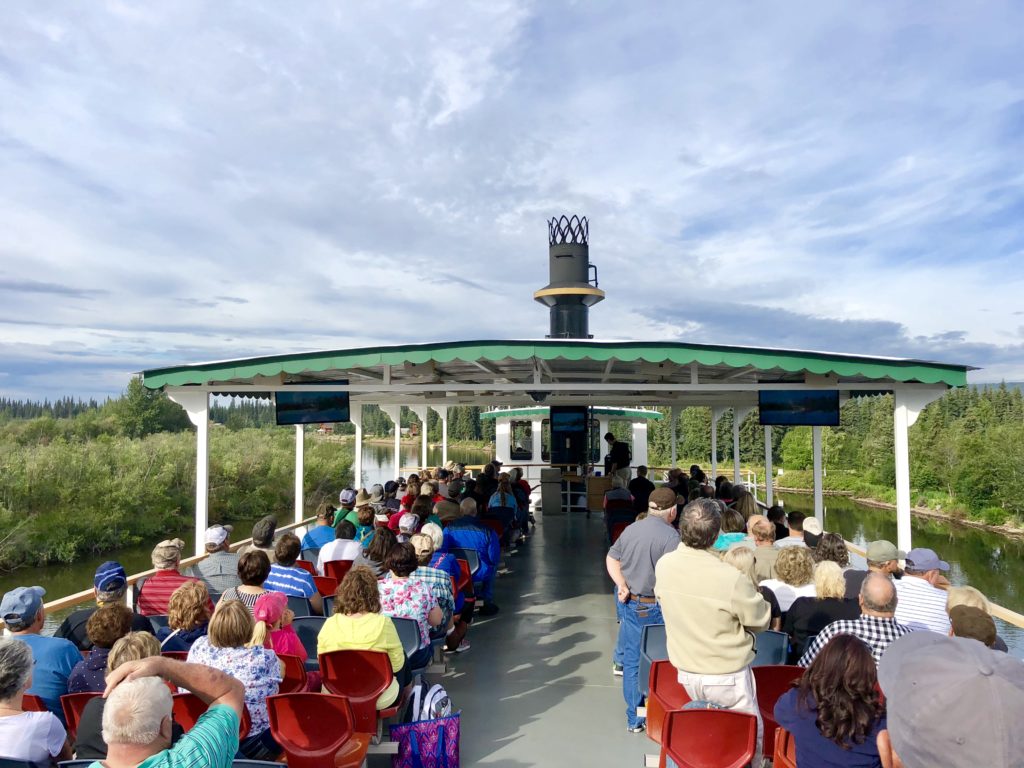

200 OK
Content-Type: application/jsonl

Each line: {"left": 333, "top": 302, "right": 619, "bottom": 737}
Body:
{"left": 798, "top": 614, "right": 913, "bottom": 667}
{"left": 411, "top": 565, "right": 456, "bottom": 626}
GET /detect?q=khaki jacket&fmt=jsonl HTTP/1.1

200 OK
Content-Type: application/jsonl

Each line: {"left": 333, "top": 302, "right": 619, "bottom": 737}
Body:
{"left": 655, "top": 545, "right": 771, "bottom": 674}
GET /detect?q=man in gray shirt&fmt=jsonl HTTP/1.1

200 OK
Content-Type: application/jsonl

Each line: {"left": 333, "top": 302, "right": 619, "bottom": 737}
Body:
{"left": 605, "top": 487, "right": 680, "bottom": 733}
{"left": 190, "top": 524, "right": 239, "bottom": 598}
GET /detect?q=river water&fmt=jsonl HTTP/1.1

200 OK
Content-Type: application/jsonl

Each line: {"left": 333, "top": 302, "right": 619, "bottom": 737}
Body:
{"left": 4, "top": 445, "right": 1022, "bottom": 656}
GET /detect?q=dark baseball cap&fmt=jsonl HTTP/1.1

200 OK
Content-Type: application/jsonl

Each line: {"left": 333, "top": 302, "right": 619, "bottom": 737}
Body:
{"left": 648, "top": 487, "right": 678, "bottom": 511}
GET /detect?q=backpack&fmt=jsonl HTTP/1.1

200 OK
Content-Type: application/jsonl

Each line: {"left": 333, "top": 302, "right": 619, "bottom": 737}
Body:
{"left": 403, "top": 674, "right": 452, "bottom": 722}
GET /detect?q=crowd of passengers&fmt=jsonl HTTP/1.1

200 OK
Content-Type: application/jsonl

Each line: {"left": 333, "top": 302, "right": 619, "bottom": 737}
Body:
{"left": 0, "top": 459, "right": 525, "bottom": 766}
{"left": 607, "top": 464, "right": 1024, "bottom": 768}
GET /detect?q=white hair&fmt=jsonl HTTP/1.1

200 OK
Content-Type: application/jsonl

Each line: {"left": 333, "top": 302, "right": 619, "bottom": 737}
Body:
{"left": 421, "top": 522, "right": 444, "bottom": 551}
{"left": 0, "top": 637, "right": 33, "bottom": 700}
{"left": 102, "top": 676, "right": 172, "bottom": 745}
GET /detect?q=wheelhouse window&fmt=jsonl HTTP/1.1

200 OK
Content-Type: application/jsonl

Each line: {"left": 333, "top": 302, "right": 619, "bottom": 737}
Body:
{"left": 510, "top": 420, "right": 533, "bottom": 460}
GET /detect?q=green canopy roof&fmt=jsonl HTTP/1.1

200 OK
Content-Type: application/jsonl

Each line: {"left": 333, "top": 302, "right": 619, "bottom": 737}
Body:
{"left": 480, "top": 406, "right": 664, "bottom": 421}
{"left": 142, "top": 339, "right": 970, "bottom": 391}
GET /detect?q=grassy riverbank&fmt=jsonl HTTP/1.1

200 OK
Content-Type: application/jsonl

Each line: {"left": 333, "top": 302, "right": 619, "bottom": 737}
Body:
{"left": 0, "top": 427, "right": 352, "bottom": 571}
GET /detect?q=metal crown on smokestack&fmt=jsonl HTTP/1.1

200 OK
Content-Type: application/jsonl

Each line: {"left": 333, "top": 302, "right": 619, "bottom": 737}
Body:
{"left": 534, "top": 215, "right": 605, "bottom": 339}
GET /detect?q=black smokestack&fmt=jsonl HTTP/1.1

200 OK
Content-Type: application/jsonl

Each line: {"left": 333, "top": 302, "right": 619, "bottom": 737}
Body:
{"left": 534, "top": 215, "right": 605, "bottom": 338}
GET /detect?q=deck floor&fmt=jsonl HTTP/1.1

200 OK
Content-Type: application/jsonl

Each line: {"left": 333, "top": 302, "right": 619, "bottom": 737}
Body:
{"left": 436, "top": 512, "right": 652, "bottom": 767}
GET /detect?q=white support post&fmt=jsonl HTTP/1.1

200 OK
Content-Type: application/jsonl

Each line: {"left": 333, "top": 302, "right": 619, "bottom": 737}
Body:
{"left": 890, "top": 387, "right": 944, "bottom": 553}
{"left": 167, "top": 389, "right": 210, "bottom": 558}
{"left": 764, "top": 426, "right": 774, "bottom": 507}
{"left": 380, "top": 405, "right": 402, "bottom": 481}
{"left": 670, "top": 405, "right": 678, "bottom": 468}
{"left": 710, "top": 408, "right": 724, "bottom": 480}
{"left": 410, "top": 406, "right": 429, "bottom": 471}
{"left": 432, "top": 406, "right": 448, "bottom": 465}
{"left": 631, "top": 422, "right": 648, "bottom": 469}
{"left": 351, "top": 404, "right": 363, "bottom": 489}
{"left": 732, "top": 413, "right": 741, "bottom": 484}
{"left": 294, "top": 425, "right": 304, "bottom": 524}
{"left": 812, "top": 425, "right": 824, "bottom": 524}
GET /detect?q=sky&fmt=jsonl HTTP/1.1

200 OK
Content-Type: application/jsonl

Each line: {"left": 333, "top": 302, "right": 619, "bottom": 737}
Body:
{"left": 2, "top": 1, "right": 1023, "bottom": 400}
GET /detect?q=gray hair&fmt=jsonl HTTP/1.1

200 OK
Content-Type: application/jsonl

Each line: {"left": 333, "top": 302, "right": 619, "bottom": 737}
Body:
{"left": 421, "top": 522, "right": 444, "bottom": 551}
{"left": 103, "top": 676, "right": 173, "bottom": 745}
{"left": 861, "top": 572, "right": 898, "bottom": 613}
{"left": 679, "top": 498, "right": 721, "bottom": 550}
{"left": 0, "top": 637, "right": 33, "bottom": 701}
{"left": 96, "top": 583, "right": 128, "bottom": 604}
{"left": 459, "top": 498, "right": 478, "bottom": 516}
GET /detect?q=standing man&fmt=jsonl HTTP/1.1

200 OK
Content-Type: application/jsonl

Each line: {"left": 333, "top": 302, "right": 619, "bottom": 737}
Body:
{"left": 604, "top": 432, "right": 632, "bottom": 484}
{"left": 894, "top": 547, "right": 952, "bottom": 634}
{"left": 605, "top": 487, "right": 680, "bottom": 733}
{"left": 655, "top": 498, "right": 771, "bottom": 764}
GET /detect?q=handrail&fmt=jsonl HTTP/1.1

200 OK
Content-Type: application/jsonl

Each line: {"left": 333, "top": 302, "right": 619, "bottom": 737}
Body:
{"left": 843, "top": 539, "right": 1024, "bottom": 630}
{"left": 2, "top": 516, "right": 316, "bottom": 625}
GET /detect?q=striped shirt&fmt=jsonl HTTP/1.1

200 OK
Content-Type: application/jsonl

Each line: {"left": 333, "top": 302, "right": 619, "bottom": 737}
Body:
{"left": 263, "top": 564, "right": 316, "bottom": 598}
{"left": 92, "top": 704, "right": 239, "bottom": 768}
{"left": 893, "top": 575, "right": 952, "bottom": 634}
{"left": 411, "top": 565, "right": 456, "bottom": 626}
{"left": 138, "top": 570, "right": 208, "bottom": 617}
{"left": 798, "top": 615, "right": 913, "bottom": 667}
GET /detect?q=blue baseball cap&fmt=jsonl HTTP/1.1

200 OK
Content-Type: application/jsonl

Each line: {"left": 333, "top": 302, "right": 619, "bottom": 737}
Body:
{"left": 906, "top": 547, "right": 950, "bottom": 572}
{"left": 0, "top": 586, "right": 46, "bottom": 626}
{"left": 94, "top": 561, "right": 128, "bottom": 592}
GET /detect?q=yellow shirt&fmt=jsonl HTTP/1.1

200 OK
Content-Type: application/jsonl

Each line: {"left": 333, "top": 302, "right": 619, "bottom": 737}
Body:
{"left": 317, "top": 612, "right": 406, "bottom": 708}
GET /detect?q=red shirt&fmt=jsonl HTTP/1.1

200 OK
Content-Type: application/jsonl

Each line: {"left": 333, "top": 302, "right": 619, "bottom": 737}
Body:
{"left": 137, "top": 570, "right": 211, "bottom": 616}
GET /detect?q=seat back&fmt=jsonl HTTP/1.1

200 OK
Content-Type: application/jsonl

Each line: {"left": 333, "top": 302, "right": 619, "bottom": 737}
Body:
{"left": 391, "top": 616, "right": 424, "bottom": 660}
{"left": 161, "top": 650, "right": 189, "bottom": 661}
{"left": 639, "top": 623, "right": 668, "bottom": 698}
{"left": 267, "top": 692, "right": 368, "bottom": 768}
{"left": 772, "top": 726, "right": 797, "bottom": 768}
{"left": 60, "top": 692, "right": 100, "bottom": 742}
{"left": 481, "top": 518, "right": 505, "bottom": 540}
{"left": 662, "top": 709, "right": 757, "bottom": 768}
{"left": 318, "top": 650, "right": 394, "bottom": 734}
{"left": 291, "top": 616, "right": 327, "bottom": 672}
{"left": 173, "top": 691, "right": 251, "bottom": 738}
{"left": 0, "top": 760, "right": 48, "bottom": 768}
{"left": 605, "top": 498, "right": 635, "bottom": 513}
{"left": 323, "top": 559, "right": 354, "bottom": 582}
{"left": 450, "top": 547, "right": 480, "bottom": 578}
{"left": 313, "top": 575, "right": 338, "bottom": 598}
{"left": 752, "top": 665, "right": 803, "bottom": 758}
{"left": 751, "top": 630, "right": 789, "bottom": 667}
{"left": 148, "top": 615, "right": 170, "bottom": 632}
{"left": 647, "top": 659, "right": 692, "bottom": 746}
{"left": 610, "top": 521, "right": 629, "bottom": 544}
{"left": 454, "top": 559, "right": 472, "bottom": 595}
{"left": 21, "top": 694, "right": 47, "bottom": 712}
{"left": 286, "top": 594, "right": 313, "bottom": 618}
{"left": 278, "top": 653, "right": 309, "bottom": 694}
{"left": 293, "top": 559, "right": 316, "bottom": 575}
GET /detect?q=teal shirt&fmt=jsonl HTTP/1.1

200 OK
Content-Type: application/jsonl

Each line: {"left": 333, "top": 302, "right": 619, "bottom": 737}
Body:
{"left": 92, "top": 704, "right": 240, "bottom": 768}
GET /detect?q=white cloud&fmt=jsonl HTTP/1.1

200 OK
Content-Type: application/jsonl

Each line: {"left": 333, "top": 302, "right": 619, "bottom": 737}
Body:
{"left": 1, "top": 2, "right": 1023, "bottom": 399}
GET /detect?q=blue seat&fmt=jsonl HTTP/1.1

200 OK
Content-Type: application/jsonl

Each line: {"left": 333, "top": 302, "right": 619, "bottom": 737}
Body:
{"left": 391, "top": 616, "right": 428, "bottom": 673}
{"left": 751, "top": 630, "right": 789, "bottom": 667}
{"left": 148, "top": 615, "right": 170, "bottom": 632}
{"left": 450, "top": 547, "right": 480, "bottom": 579}
{"left": 639, "top": 623, "right": 668, "bottom": 698}
{"left": 291, "top": 615, "right": 326, "bottom": 672}
{"left": 323, "top": 595, "right": 335, "bottom": 617}
{"left": 286, "top": 594, "right": 313, "bottom": 618}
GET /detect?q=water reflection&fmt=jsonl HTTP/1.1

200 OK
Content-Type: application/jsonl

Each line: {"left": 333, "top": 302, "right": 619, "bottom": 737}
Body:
{"left": 359, "top": 442, "right": 492, "bottom": 486}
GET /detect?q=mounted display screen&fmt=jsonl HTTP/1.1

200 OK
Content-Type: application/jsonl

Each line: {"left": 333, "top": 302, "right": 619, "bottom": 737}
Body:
{"left": 275, "top": 382, "right": 350, "bottom": 425}
{"left": 549, "top": 406, "right": 588, "bottom": 433}
{"left": 549, "top": 406, "right": 589, "bottom": 465}
{"left": 758, "top": 390, "right": 840, "bottom": 427}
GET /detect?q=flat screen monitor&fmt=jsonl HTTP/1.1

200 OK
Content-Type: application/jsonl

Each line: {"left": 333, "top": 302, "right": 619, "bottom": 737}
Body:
{"left": 275, "top": 382, "right": 350, "bottom": 425}
{"left": 549, "top": 406, "right": 588, "bottom": 433}
{"left": 758, "top": 389, "right": 840, "bottom": 427}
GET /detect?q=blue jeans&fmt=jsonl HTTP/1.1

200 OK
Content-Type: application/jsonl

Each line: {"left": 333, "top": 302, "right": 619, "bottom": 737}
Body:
{"left": 619, "top": 598, "right": 663, "bottom": 728}
{"left": 613, "top": 588, "right": 625, "bottom": 665}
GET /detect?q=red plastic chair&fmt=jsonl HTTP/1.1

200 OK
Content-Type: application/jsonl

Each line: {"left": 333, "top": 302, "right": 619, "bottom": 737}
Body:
{"left": 773, "top": 726, "right": 797, "bottom": 768}
{"left": 60, "top": 692, "right": 100, "bottom": 742}
{"left": 278, "top": 653, "right": 309, "bottom": 694}
{"left": 646, "top": 659, "right": 692, "bottom": 747}
{"left": 172, "top": 691, "right": 251, "bottom": 738}
{"left": 313, "top": 575, "right": 338, "bottom": 598}
{"left": 661, "top": 709, "right": 757, "bottom": 768}
{"left": 481, "top": 518, "right": 505, "bottom": 540}
{"left": 294, "top": 559, "right": 316, "bottom": 575}
{"left": 161, "top": 650, "right": 189, "bottom": 661}
{"left": 454, "top": 558, "right": 471, "bottom": 596}
{"left": 753, "top": 664, "right": 804, "bottom": 759}
{"left": 22, "top": 694, "right": 47, "bottom": 712}
{"left": 323, "top": 559, "right": 354, "bottom": 582}
{"left": 610, "top": 521, "right": 629, "bottom": 544}
{"left": 319, "top": 650, "right": 402, "bottom": 734}
{"left": 267, "top": 692, "right": 370, "bottom": 768}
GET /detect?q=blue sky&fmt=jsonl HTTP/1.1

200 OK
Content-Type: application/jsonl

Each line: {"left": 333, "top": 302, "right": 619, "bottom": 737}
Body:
{"left": 1, "top": 2, "right": 1023, "bottom": 399}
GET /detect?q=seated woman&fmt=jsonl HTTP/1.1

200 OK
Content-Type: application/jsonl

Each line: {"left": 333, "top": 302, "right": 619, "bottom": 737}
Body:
{"left": 814, "top": 532, "right": 852, "bottom": 569}
{"left": 219, "top": 550, "right": 273, "bottom": 614}
{"left": 378, "top": 543, "right": 443, "bottom": 669}
{"left": 712, "top": 507, "right": 747, "bottom": 551}
{"left": 721, "top": 546, "right": 782, "bottom": 631}
{"left": 74, "top": 632, "right": 185, "bottom": 759}
{"left": 784, "top": 561, "right": 861, "bottom": 662}
{"left": 760, "top": 546, "right": 817, "bottom": 612}
{"left": 67, "top": 602, "right": 134, "bottom": 693}
{"left": 774, "top": 634, "right": 893, "bottom": 767}
{"left": 317, "top": 566, "right": 408, "bottom": 708}
{"left": 157, "top": 580, "right": 212, "bottom": 652}
{"left": 187, "top": 599, "right": 283, "bottom": 760}
{"left": 0, "top": 637, "right": 72, "bottom": 765}
{"left": 351, "top": 526, "right": 397, "bottom": 578}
